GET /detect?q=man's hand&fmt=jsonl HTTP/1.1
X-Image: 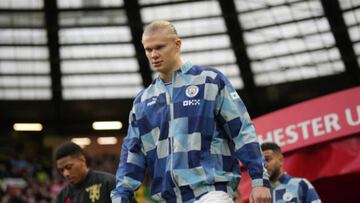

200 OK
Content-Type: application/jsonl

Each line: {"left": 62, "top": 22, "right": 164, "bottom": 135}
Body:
{"left": 249, "top": 186, "right": 271, "bottom": 203}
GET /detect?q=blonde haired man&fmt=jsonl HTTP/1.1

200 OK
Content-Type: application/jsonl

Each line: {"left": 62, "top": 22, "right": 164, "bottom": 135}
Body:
{"left": 112, "top": 20, "right": 270, "bottom": 203}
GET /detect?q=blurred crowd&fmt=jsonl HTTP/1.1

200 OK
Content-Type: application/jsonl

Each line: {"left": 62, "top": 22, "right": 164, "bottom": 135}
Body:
{"left": 0, "top": 147, "right": 120, "bottom": 203}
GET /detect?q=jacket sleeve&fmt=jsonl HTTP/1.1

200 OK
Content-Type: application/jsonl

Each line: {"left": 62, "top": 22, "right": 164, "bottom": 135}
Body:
{"left": 300, "top": 179, "right": 322, "bottom": 203}
{"left": 214, "top": 71, "right": 270, "bottom": 188}
{"left": 111, "top": 108, "right": 146, "bottom": 202}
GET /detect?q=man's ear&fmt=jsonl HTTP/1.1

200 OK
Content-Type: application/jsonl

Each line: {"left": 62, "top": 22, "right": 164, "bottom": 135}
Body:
{"left": 175, "top": 39, "right": 181, "bottom": 49}
{"left": 78, "top": 155, "right": 86, "bottom": 163}
{"left": 279, "top": 154, "right": 284, "bottom": 166}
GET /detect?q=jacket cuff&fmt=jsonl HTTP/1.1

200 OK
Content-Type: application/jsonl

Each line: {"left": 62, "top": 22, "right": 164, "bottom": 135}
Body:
{"left": 111, "top": 196, "right": 131, "bottom": 203}
{"left": 252, "top": 178, "right": 270, "bottom": 188}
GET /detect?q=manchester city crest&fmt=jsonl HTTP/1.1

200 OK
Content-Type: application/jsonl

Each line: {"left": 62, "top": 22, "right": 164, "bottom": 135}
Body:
{"left": 185, "top": 85, "right": 199, "bottom": 98}
{"left": 282, "top": 191, "right": 294, "bottom": 202}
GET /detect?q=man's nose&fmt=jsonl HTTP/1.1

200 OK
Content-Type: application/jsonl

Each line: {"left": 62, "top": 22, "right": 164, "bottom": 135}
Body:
{"left": 151, "top": 50, "right": 159, "bottom": 58}
{"left": 63, "top": 170, "right": 70, "bottom": 178}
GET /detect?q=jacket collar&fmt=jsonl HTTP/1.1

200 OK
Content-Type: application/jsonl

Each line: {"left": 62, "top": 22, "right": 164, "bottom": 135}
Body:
{"left": 179, "top": 61, "right": 193, "bottom": 73}
{"left": 271, "top": 173, "right": 291, "bottom": 188}
{"left": 153, "top": 61, "right": 193, "bottom": 85}
{"left": 278, "top": 173, "right": 291, "bottom": 184}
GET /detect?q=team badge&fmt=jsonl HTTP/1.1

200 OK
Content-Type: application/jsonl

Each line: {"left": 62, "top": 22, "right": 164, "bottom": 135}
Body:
{"left": 185, "top": 85, "right": 199, "bottom": 98}
{"left": 86, "top": 183, "right": 102, "bottom": 202}
{"left": 282, "top": 191, "right": 294, "bottom": 202}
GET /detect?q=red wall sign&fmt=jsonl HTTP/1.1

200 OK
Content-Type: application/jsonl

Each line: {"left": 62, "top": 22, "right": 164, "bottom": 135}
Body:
{"left": 253, "top": 86, "right": 360, "bottom": 153}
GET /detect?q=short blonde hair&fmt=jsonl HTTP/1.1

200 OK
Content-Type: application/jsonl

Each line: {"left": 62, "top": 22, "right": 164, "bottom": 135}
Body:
{"left": 143, "top": 20, "right": 178, "bottom": 39}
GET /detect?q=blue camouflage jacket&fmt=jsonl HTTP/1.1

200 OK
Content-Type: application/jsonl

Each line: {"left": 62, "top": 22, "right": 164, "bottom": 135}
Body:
{"left": 111, "top": 63, "right": 269, "bottom": 203}
{"left": 270, "top": 173, "right": 321, "bottom": 203}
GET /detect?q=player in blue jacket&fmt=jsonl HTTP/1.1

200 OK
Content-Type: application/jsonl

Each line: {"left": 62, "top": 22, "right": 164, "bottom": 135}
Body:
{"left": 261, "top": 142, "right": 321, "bottom": 203}
{"left": 111, "top": 20, "right": 270, "bottom": 203}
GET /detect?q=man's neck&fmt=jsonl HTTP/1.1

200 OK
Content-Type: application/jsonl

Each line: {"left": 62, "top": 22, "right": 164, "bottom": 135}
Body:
{"left": 74, "top": 168, "right": 90, "bottom": 187}
{"left": 160, "top": 72, "right": 174, "bottom": 81}
{"left": 159, "top": 62, "right": 183, "bottom": 80}
{"left": 271, "top": 171, "right": 285, "bottom": 185}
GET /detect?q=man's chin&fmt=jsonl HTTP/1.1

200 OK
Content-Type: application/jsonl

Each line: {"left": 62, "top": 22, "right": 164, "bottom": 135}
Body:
{"left": 151, "top": 66, "right": 160, "bottom": 72}
{"left": 269, "top": 176, "right": 277, "bottom": 182}
{"left": 269, "top": 170, "right": 281, "bottom": 182}
{"left": 153, "top": 66, "right": 163, "bottom": 71}
{"left": 67, "top": 179, "right": 77, "bottom": 185}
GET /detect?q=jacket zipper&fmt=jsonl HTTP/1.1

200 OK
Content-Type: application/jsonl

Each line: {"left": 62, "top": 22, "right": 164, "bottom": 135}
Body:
{"left": 168, "top": 71, "right": 179, "bottom": 189}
